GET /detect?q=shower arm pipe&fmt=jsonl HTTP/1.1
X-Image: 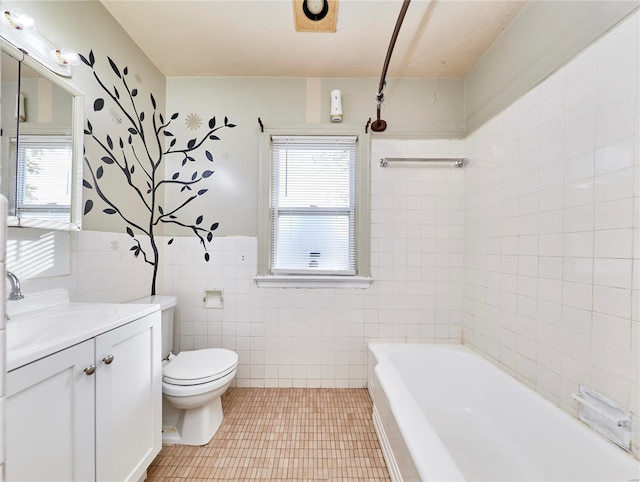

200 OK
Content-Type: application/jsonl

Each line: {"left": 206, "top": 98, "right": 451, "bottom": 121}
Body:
{"left": 371, "top": 0, "right": 411, "bottom": 132}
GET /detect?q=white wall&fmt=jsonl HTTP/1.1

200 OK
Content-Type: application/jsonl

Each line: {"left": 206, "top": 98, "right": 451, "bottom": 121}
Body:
{"left": 164, "top": 138, "right": 465, "bottom": 388}
{"left": 463, "top": 11, "right": 640, "bottom": 456}
{"left": 165, "top": 76, "right": 465, "bottom": 237}
{"left": 464, "top": 0, "right": 639, "bottom": 133}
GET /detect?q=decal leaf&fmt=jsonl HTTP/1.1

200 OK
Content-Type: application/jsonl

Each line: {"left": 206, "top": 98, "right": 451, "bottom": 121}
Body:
{"left": 187, "top": 138, "right": 196, "bottom": 149}
{"left": 83, "top": 200, "right": 93, "bottom": 215}
{"left": 83, "top": 180, "right": 93, "bottom": 189}
{"left": 79, "top": 53, "right": 91, "bottom": 67}
{"left": 206, "top": 151, "right": 213, "bottom": 162}
{"left": 106, "top": 135, "right": 113, "bottom": 150}
{"left": 93, "top": 98, "right": 104, "bottom": 111}
{"left": 209, "top": 117, "right": 216, "bottom": 129}
{"left": 196, "top": 215, "right": 203, "bottom": 225}
{"left": 108, "top": 56, "right": 121, "bottom": 78}
{"left": 96, "top": 166, "right": 104, "bottom": 179}
{"left": 172, "top": 172, "right": 179, "bottom": 180}
{"left": 101, "top": 156, "right": 115, "bottom": 164}
{"left": 103, "top": 208, "right": 117, "bottom": 214}
{"left": 126, "top": 227, "right": 134, "bottom": 237}
{"left": 202, "top": 170, "right": 214, "bottom": 178}
{"left": 210, "top": 223, "right": 219, "bottom": 231}
{"left": 150, "top": 93, "right": 156, "bottom": 110}
{"left": 198, "top": 189, "right": 208, "bottom": 196}
{"left": 204, "top": 253, "right": 210, "bottom": 262}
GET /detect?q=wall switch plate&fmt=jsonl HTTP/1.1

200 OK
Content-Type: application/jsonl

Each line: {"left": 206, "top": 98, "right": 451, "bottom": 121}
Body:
{"left": 203, "top": 289, "right": 223, "bottom": 309}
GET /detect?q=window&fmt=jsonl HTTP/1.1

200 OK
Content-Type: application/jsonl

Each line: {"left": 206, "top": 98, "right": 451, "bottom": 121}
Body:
{"left": 257, "top": 131, "right": 371, "bottom": 288}
{"left": 11, "top": 135, "right": 72, "bottom": 221}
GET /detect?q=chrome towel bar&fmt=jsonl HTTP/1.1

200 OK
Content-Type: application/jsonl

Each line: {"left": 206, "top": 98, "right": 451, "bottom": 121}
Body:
{"left": 380, "top": 157, "right": 466, "bottom": 168}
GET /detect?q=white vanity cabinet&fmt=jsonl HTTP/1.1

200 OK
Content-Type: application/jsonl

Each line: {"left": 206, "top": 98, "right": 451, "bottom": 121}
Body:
{"left": 6, "top": 311, "right": 162, "bottom": 482}
{"left": 6, "top": 339, "right": 95, "bottom": 481}
{"left": 95, "top": 314, "right": 162, "bottom": 482}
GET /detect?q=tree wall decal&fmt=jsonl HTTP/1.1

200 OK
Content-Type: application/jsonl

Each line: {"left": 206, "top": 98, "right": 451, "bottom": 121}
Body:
{"left": 80, "top": 51, "right": 236, "bottom": 295}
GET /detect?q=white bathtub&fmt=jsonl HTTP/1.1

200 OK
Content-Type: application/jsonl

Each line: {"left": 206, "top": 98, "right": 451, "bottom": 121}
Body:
{"left": 368, "top": 343, "right": 640, "bottom": 482}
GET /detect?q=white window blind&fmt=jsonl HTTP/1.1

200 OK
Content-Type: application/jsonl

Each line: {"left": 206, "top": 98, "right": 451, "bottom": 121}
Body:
{"left": 15, "top": 135, "right": 72, "bottom": 220}
{"left": 271, "top": 135, "right": 357, "bottom": 275}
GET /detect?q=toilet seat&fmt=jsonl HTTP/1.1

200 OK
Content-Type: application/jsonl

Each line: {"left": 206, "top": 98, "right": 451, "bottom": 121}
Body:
{"left": 163, "top": 348, "right": 238, "bottom": 386}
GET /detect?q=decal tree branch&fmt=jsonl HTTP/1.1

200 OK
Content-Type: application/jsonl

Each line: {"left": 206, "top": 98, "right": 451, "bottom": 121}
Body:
{"left": 80, "top": 51, "right": 236, "bottom": 295}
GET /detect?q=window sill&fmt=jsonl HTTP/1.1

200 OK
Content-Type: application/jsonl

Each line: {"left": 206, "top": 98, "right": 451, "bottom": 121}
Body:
{"left": 254, "top": 275, "right": 372, "bottom": 289}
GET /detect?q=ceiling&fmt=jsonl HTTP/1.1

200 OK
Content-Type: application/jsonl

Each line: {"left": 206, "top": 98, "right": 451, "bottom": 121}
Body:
{"left": 101, "top": 0, "right": 527, "bottom": 78}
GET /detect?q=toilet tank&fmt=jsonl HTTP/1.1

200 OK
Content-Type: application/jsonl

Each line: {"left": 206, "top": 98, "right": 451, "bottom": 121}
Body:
{"left": 129, "top": 295, "right": 177, "bottom": 359}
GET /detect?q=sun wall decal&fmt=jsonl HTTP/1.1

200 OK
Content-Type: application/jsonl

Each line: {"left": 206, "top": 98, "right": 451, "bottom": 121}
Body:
{"left": 185, "top": 113, "right": 203, "bottom": 130}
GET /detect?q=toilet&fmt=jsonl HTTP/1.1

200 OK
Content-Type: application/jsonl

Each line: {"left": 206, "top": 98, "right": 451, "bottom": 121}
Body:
{"left": 130, "top": 295, "right": 238, "bottom": 446}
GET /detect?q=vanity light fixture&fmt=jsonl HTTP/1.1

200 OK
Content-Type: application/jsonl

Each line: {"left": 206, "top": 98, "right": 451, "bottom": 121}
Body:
{"left": 0, "top": 4, "right": 75, "bottom": 77}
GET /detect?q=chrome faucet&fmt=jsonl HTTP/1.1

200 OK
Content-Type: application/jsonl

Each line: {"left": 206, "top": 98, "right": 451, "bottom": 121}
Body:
{"left": 6, "top": 271, "right": 24, "bottom": 300}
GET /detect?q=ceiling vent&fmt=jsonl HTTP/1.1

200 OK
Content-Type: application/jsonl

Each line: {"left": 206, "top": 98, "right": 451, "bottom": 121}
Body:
{"left": 293, "top": 0, "right": 338, "bottom": 32}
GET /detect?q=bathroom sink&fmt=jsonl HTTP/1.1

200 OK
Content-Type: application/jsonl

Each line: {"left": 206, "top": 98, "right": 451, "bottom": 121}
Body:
{"left": 6, "top": 289, "right": 160, "bottom": 371}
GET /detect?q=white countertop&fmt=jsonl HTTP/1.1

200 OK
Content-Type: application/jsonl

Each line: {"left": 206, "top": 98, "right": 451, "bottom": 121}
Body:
{"left": 6, "top": 290, "right": 160, "bottom": 371}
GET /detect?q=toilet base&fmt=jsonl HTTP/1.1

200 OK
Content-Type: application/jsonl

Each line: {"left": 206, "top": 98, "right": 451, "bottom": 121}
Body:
{"left": 162, "top": 396, "right": 224, "bottom": 446}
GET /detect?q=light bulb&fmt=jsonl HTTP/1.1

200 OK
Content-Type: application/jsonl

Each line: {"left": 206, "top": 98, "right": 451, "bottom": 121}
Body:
{"left": 3, "top": 8, "right": 35, "bottom": 30}
{"left": 51, "top": 49, "right": 80, "bottom": 66}
{"left": 305, "top": 0, "right": 324, "bottom": 15}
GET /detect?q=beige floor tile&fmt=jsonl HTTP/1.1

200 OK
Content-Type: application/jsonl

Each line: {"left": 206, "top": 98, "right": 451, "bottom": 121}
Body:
{"left": 147, "top": 388, "right": 390, "bottom": 481}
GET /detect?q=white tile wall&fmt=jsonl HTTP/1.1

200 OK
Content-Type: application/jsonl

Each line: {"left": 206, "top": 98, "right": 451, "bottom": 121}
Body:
{"left": 163, "top": 138, "right": 465, "bottom": 388}
{"left": 463, "top": 12, "right": 640, "bottom": 457}
{"left": 19, "top": 230, "right": 158, "bottom": 303}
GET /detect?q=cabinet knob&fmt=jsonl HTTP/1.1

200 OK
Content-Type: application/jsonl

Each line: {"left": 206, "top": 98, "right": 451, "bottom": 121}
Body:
{"left": 103, "top": 354, "right": 115, "bottom": 365}
{"left": 84, "top": 364, "right": 96, "bottom": 376}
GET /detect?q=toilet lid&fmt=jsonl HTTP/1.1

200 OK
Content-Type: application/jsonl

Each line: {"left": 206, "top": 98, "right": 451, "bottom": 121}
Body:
{"left": 163, "top": 349, "right": 238, "bottom": 386}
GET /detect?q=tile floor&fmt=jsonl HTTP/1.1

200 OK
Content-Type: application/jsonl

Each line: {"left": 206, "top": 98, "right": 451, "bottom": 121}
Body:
{"left": 147, "top": 388, "right": 391, "bottom": 481}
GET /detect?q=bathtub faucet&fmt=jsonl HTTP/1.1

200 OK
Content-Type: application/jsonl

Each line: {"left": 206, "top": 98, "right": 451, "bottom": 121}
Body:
{"left": 6, "top": 271, "right": 24, "bottom": 300}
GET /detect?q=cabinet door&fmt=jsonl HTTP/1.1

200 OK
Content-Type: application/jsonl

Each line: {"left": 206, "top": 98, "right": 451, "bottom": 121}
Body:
{"left": 95, "top": 312, "right": 162, "bottom": 482}
{"left": 6, "top": 340, "right": 95, "bottom": 482}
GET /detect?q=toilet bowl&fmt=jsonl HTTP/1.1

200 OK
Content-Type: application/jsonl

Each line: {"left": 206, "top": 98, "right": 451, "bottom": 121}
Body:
{"left": 130, "top": 295, "right": 238, "bottom": 446}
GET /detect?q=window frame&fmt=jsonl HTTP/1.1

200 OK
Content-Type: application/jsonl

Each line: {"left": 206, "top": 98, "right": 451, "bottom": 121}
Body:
{"left": 256, "top": 128, "right": 371, "bottom": 288}
{"left": 14, "top": 134, "right": 73, "bottom": 220}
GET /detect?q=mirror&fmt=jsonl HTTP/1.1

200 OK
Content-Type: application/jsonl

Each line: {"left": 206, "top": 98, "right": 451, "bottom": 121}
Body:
{"left": 1, "top": 41, "right": 83, "bottom": 230}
